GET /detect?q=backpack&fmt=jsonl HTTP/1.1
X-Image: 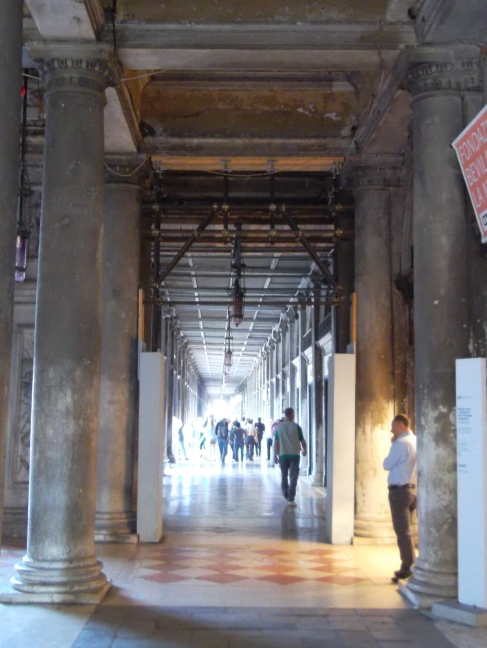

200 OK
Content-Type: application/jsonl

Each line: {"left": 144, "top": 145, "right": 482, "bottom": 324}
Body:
{"left": 216, "top": 420, "right": 228, "bottom": 438}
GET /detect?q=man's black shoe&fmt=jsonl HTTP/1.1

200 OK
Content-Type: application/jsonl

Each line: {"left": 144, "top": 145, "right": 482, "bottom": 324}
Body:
{"left": 391, "top": 569, "right": 412, "bottom": 583}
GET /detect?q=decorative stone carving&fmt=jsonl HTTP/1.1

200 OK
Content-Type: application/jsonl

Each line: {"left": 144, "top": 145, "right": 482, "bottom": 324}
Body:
{"left": 28, "top": 43, "right": 115, "bottom": 96}
{"left": 406, "top": 59, "right": 481, "bottom": 98}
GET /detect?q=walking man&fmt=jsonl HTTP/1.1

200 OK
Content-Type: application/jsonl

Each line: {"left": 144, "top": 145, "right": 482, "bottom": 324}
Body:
{"left": 255, "top": 417, "right": 265, "bottom": 457}
{"left": 383, "top": 413, "right": 417, "bottom": 583}
{"left": 216, "top": 418, "right": 229, "bottom": 464}
{"left": 274, "top": 408, "right": 307, "bottom": 507}
{"left": 233, "top": 421, "right": 245, "bottom": 462}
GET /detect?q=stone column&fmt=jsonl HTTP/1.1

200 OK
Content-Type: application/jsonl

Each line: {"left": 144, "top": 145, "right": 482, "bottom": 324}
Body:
{"left": 139, "top": 215, "right": 152, "bottom": 345}
{"left": 402, "top": 54, "right": 477, "bottom": 606}
{"left": 390, "top": 183, "right": 409, "bottom": 414}
{"left": 298, "top": 302, "right": 309, "bottom": 474}
{"left": 11, "top": 44, "right": 113, "bottom": 600}
{"left": 310, "top": 290, "right": 324, "bottom": 486}
{"left": 274, "top": 331, "right": 282, "bottom": 417}
{"left": 0, "top": 0, "right": 23, "bottom": 546}
{"left": 95, "top": 157, "right": 148, "bottom": 543}
{"left": 289, "top": 312, "right": 297, "bottom": 411}
{"left": 165, "top": 317, "right": 175, "bottom": 462}
{"left": 352, "top": 157, "right": 401, "bottom": 542}
{"left": 269, "top": 340, "right": 276, "bottom": 421}
{"left": 281, "top": 319, "right": 289, "bottom": 409}
{"left": 179, "top": 343, "right": 186, "bottom": 423}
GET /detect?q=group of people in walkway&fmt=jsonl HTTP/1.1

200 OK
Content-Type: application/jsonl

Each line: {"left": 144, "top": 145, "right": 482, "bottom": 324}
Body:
{"left": 214, "top": 416, "right": 267, "bottom": 464}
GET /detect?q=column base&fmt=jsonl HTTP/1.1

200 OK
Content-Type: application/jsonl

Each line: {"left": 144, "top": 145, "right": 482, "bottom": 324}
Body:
{"left": 95, "top": 511, "right": 136, "bottom": 541}
{"left": 11, "top": 555, "right": 108, "bottom": 596}
{"left": 399, "top": 561, "right": 457, "bottom": 609}
{"left": 354, "top": 517, "right": 396, "bottom": 544}
{"left": 0, "top": 580, "right": 111, "bottom": 605}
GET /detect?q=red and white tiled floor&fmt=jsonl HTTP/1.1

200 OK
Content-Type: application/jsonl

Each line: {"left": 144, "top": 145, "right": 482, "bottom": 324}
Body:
{"left": 137, "top": 544, "right": 369, "bottom": 586}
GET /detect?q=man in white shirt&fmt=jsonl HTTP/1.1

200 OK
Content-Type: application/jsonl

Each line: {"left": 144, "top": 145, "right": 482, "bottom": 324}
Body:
{"left": 383, "top": 413, "right": 417, "bottom": 583}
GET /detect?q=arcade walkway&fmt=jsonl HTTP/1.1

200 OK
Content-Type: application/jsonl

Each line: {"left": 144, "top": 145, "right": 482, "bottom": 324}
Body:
{"left": 0, "top": 461, "right": 482, "bottom": 647}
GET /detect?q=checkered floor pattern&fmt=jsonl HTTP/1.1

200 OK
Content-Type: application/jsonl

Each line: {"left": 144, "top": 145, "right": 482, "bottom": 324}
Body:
{"left": 137, "top": 545, "right": 370, "bottom": 586}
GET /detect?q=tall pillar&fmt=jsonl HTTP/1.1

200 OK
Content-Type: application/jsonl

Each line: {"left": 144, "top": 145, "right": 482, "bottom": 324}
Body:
{"left": 180, "top": 343, "right": 187, "bottom": 422}
{"left": 281, "top": 319, "right": 289, "bottom": 409}
{"left": 12, "top": 44, "right": 113, "bottom": 600}
{"left": 289, "top": 312, "right": 297, "bottom": 411}
{"left": 310, "top": 289, "right": 324, "bottom": 486}
{"left": 0, "top": 0, "right": 23, "bottom": 547}
{"left": 298, "top": 303, "right": 309, "bottom": 475}
{"left": 95, "top": 157, "right": 148, "bottom": 543}
{"left": 403, "top": 54, "right": 477, "bottom": 606}
{"left": 139, "top": 215, "right": 152, "bottom": 345}
{"left": 274, "top": 331, "right": 282, "bottom": 417}
{"left": 165, "top": 317, "right": 175, "bottom": 462}
{"left": 269, "top": 340, "right": 276, "bottom": 421}
{"left": 352, "top": 157, "right": 401, "bottom": 542}
{"left": 264, "top": 347, "right": 270, "bottom": 423}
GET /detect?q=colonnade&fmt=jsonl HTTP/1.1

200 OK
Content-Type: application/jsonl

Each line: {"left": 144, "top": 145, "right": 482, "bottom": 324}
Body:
{"left": 161, "top": 313, "right": 206, "bottom": 462}
{"left": 0, "top": 29, "right": 484, "bottom": 612}
{"left": 236, "top": 301, "right": 324, "bottom": 480}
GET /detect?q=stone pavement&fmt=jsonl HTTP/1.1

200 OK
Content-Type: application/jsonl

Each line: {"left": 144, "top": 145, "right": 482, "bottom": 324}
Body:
{"left": 71, "top": 606, "right": 456, "bottom": 648}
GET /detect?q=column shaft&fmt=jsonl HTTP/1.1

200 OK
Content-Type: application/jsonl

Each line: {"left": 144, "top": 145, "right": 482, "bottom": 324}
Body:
{"left": 404, "top": 57, "right": 475, "bottom": 604}
{"left": 310, "top": 293, "right": 324, "bottom": 486}
{"left": 0, "top": 0, "right": 23, "bottom": 546}
{"left": 298, "top": 304, "right": 309, "bottom": 475}
{"left": 353, "top": 159, "right": 399, "bottom": 541}
{"left": 12, "top": 45, "right": 112, "bottom": 598}
{"left": 95, "top": 160, "right": 146, "bottom": 542}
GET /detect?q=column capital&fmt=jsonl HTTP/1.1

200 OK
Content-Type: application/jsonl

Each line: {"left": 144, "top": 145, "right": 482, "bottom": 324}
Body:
{"left": 28, "top": 42, "right": 115, "bottom": 96}
{"left": 350, "top": 155, "right": 403, "bottom": 191}
{"left": 104, "top": 155, "right": 152, "bottom": 187}
{"left": 406, "top": 53, "right": 481, "bottom": 99}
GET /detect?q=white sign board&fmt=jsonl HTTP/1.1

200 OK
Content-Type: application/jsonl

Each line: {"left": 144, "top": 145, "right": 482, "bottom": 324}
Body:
{"left": 456, "top": 358, "right": 487, "bottom": 608}
{"left": 326, "top": 354, "right": 356, "bottom": 544}
{"left": 137, "top": 352, "right": 166, "bottom": 543}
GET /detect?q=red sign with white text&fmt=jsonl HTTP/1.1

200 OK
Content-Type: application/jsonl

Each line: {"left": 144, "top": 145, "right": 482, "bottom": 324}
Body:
{"left": 452, "top": 104, "right": 487, "bottom": 242}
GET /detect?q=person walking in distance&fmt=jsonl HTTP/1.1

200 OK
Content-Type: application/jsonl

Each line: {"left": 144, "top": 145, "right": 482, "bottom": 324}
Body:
{"left": 215, "top": 417, "right": 229, "bottom": 465}
{"left": 245, "top": 418, "right": 256, "bottom": 461}
{"left": 273, "top": 408, "right": 307, "bottom": 507}
{"left": 254, "top": 417, "right": 265, "bottom": 458}
{"left": 232, "top": 421, "right": 245, "bottom": 462}
{"left": 383, "top": 414, "right": 417, "bottom": 583}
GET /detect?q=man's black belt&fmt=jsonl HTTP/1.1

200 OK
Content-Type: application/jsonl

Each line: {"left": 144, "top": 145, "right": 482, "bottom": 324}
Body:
{"left": 388, "top": 483, "right": 416, "bottom": 490}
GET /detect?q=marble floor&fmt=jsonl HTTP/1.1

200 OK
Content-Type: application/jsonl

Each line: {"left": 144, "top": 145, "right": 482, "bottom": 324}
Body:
{"left": 0, "top": 458, "right": 485, "bottom": 647}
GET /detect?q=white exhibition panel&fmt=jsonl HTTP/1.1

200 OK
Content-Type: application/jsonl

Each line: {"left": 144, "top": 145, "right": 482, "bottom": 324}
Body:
{"left": 325, "top": 353, "right": 356, "bottom": 545}
{"left": 137, "top": 352, "right": 166, "bottom": 543}
{"left": 456, "top": 358, "right": 487, "bottom": 608}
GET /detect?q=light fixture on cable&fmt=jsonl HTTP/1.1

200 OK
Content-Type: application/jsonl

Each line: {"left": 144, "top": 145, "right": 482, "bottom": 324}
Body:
{"left": 228, "top": 225, "right": 246, "bottom": 326}
{"left": 224, "top": 312, "right": 233, "bottom": 368}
